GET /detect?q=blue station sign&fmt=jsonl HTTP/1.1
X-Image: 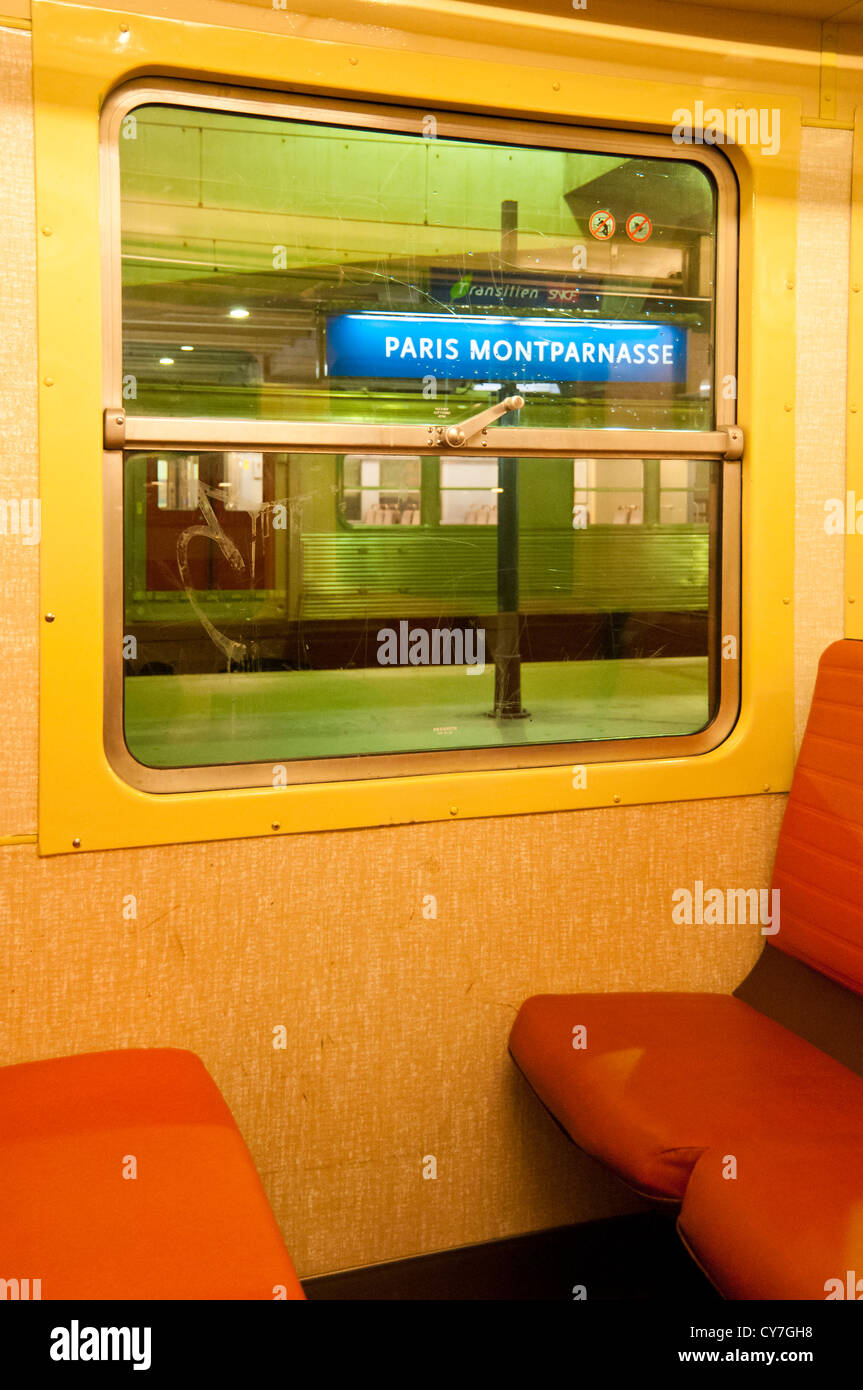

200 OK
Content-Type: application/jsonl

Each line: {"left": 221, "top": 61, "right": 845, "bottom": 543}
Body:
{"left": 326, "top": 312, "right": 686, "bottom": 384}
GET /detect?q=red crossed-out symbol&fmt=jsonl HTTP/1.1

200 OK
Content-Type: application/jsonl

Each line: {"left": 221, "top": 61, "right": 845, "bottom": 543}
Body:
{"left": 589, "top": 209, "right": 615, "bottom": 240}
{"left": 625, "top": 212, "right": 653, "bottom": 243}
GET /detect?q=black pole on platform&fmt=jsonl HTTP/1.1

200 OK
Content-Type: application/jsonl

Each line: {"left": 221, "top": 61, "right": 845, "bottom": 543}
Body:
{"left": 493, "top": 200, "right": 528, "bottom": 718}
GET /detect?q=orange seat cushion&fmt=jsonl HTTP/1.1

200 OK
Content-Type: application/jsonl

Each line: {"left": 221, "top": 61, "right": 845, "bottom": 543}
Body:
{"left": 509, "top": 993, "right": 863, "bottom": 1200}
{"left": 679, "top": 1141, "right": 863, "bottom": 1300}
{"left": 771, "top": 639, "right": 863, "bottom": 995}
{"left": 0, "top": 1048, "right": 305, "bottom": 1300}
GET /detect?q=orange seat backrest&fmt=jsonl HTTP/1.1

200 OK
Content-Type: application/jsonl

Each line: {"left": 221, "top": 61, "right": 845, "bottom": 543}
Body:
{"left": 772, "top": 639, "right": 863, "bottom": 995}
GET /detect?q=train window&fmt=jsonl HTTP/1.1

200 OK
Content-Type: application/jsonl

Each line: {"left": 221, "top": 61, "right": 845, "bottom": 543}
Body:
{"left": 572, "top": 458, "right": 711, "bottom": 527}
{"left": 103, "top": 84, "right": 740, "bottom": 790}
{"left": 440, "top": 461, "right": 502, "bottom": 526}
{"left": 340, "top": 456, "right": 504, "bottom": 527}
{"left": 342, "top": 456, "right": 423, "bottom": 526}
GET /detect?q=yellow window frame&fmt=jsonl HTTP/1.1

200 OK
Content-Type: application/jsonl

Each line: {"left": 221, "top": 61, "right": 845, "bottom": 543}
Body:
{"left": 33, "top": 0, "right": 797, "bottom": 854}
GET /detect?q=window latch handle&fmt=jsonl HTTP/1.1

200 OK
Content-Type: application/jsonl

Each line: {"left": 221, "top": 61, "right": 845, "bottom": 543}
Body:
{"left": 104, "top": 408, "right": 127, "bottom": 449}
{"left": 442, "top": 395, "right": 524, "bottom": 447}
{"left": 722, "top": 425, "right": 744, "bottom": 461}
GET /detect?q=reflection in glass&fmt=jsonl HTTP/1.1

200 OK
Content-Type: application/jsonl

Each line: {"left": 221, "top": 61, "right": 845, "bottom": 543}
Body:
{"left": 122, "top": 450, "right": 719, "bottom": 768}
{"left": 119, "top": 105, "right": 717, "bottom": 431}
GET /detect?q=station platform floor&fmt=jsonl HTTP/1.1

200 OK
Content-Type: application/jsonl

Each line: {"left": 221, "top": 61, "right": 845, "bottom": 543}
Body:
{"left": 124, "top": 656, "right": 710, "bottom": 767}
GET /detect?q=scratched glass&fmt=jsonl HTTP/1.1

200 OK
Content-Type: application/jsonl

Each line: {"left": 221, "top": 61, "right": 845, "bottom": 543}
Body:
{"left": 122, "top": 450, "right": 721, "bottom": 767}
{"left": 119, "top": 105, "right": 718, "bottom": 431}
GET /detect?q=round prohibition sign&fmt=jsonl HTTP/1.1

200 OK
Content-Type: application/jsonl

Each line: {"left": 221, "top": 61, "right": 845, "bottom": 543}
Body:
{"left": 625, "top": 212, "right": 653, "bottom": 243}
{"left": 588, "top": 209, "right": 615, "bottom": 240}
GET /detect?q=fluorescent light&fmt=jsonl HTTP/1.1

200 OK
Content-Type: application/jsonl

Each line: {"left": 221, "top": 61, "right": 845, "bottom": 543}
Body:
{"left": 180, "top": 345, "right": 194, "bottom": 352}
{"left": 159, "top": 357, "right": 174, "bottom": 365}
{"left": 229, "top": 307, "right": 250, "bottom": 319}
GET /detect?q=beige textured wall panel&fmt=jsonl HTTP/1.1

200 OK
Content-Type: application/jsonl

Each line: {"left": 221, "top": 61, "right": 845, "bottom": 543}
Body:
{"left": 0, "top": 26, "right": 38, "bottom": 835}
{"left": 794, "top": 126, "right": 850, "bottom": 748}
{"left": 1, "top": 795, "right": 784, "bottom": 1275}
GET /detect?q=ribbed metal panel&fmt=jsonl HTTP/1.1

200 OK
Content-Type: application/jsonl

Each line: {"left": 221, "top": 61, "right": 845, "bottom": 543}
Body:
{"left": 301, "top": 527, "right": 709, "bottom": 618}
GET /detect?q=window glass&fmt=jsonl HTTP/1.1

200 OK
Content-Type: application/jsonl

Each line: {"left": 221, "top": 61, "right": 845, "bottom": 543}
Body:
{"left": 573, "top": 457, "right": 712, "bottom": 526}
{"left": 119, "top": 105, "right": 718, "bottom": 432}
{"left": 123, "top": 450, "right": 719, "bottom": 769}
{"left": 342, "top": 456, "right": 422, "bottom": 525}
{"left": 112, "top": 95, "right": 733, "bottom": 782}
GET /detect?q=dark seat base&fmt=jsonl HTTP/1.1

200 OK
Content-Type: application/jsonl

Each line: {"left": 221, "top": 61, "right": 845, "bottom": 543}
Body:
{"left": 734, "top": 944, "right": 863, "bottom": 1078}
